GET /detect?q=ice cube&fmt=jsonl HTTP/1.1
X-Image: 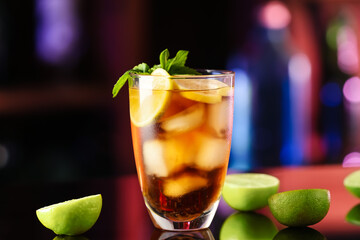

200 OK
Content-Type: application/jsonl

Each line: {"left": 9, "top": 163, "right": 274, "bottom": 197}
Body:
{"left": 207, "top": 100, "right": 231, "bottom": 138}
{"left": 143, "top": 139, "right": 169, "bottom": 177}
{"left": 160, "top": 103, "right": 205, "bottom": 134}
{"left": 195, "top": 134, "right": 229, "bottom": 170}
{"left": 143, "top": 138, "right": 192, "bottom": 177}
{"left": 163, "top": 174, "right": 208, "bottom": 197}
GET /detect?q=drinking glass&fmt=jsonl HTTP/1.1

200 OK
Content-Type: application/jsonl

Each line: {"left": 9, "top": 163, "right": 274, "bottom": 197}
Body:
{"left": 129, "top": 70, "right": 234, "bottom": 230}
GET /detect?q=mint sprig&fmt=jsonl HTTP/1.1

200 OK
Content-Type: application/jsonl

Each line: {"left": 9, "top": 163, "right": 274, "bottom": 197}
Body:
{"left": 112, "top": 49, "right": 200, "bottom": 98}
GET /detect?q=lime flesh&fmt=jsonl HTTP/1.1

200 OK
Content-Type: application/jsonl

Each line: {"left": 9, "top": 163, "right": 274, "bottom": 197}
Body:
{"left": 36, "top": 194, "right": 102, "bottom": 236}
{"left": 344, "top": 170, "right": 360, "bottom": 198}
{"left": 222, "top": 173, "right": 280, "bottom": 211}
{"left": 268, "top": 189, "right": 330, "bottom": 227}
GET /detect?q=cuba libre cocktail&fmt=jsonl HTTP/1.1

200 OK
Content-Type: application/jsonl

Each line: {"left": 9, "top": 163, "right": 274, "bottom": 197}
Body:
{"left": 129, "top": 69, "right": 234, "bottom": 230}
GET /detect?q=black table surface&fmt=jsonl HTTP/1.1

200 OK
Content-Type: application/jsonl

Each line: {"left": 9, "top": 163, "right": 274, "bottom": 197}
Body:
{"left": 2, "top": 164, "right": 360, "bottom": 240}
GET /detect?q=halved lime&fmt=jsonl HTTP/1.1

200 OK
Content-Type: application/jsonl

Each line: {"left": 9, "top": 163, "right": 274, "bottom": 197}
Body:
{"left": 222, "top": 173, "right": 280, "bottom": 211}
{"left": 36, "top": 194, "right": 102, "bottom": 236}
{"left": 174, "top": 78, "right": 230, "bottom": 104}
{"left": 129, "top": 68, "right": 172, "bottom": 127}
{"left": 344, "top": 170, "right": 360, "bottom": 198}
{"left": 268, "top": 189, "right": 330, "bottom": 227}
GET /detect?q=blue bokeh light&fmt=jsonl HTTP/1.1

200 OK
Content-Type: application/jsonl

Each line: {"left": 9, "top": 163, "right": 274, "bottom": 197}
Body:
{"left": 320, "top": 82, "right": 342, "bottom": 107}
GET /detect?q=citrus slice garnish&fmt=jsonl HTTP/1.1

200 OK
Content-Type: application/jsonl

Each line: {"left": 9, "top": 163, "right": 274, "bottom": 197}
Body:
{"left": 222, "top": 173, "right": 280, "bottom": 211}
{"left": 129, "top": 68, "right": 172, "bottom": 127}
{"left": 36, "top": 194, "right": 102, "bottom": 236}
{"left": 268, "top": 189, "right": 330, "bottom": 227}
{"left": 174, "top": 78, "right": 230, "bottom": 104}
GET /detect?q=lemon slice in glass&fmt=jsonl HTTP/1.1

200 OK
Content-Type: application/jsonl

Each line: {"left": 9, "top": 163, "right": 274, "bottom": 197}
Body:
{"left": 36, "top": 194, "right": 102, "bottom": 236}
{"left": 129, "top": 68, "right": 172, "bottom": 127}
{"left": 174, "top": 78, "right": 230, "bottom": 104}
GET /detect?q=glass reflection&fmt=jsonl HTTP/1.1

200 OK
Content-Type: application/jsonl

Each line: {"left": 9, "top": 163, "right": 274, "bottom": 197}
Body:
{"left": 151, "top": 228, "right": 214, "bottom": 240}
{"left": 346, "top": 203, "right": 360, "bottom": 225}
{"left": 273, "top": 227, "right": 326, "bottom": 240}
{"left": 53, "top": 236, "right": 89, "bottom": 240}
{"left": 219, "top": 212, "right": 277, "bottom": 240}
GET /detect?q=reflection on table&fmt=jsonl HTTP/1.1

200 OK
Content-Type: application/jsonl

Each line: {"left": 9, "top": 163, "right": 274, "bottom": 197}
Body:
{"left": 2, "top": 164, "right": 360, "bottom": 239}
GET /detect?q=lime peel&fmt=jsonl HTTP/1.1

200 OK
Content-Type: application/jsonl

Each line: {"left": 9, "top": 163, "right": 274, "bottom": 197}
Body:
{"left": 268, "top": 189, "right": 330, "bottom": 227}
{"left": 36, "top": 194, "right": 102, "bottom": 236}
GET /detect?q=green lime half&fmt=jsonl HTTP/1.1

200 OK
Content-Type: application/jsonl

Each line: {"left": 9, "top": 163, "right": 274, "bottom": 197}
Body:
{"left": 36, "top": 194, "right": 102, "bottom": 236}
{"left": 344, "top": 170, "right": 360, "bottom": 198}
{"left": 268, "top": 189, "right": 330, "bottom": 227}
{"left": 222, "top": 173, "right": 280, "bottom": 211}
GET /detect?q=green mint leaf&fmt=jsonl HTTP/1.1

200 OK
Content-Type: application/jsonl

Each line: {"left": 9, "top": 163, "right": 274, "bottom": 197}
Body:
{"left": 166, "top": 50, "right": 189, "bottom": 71}
{"left": 112, "top": 70, "right": 131, "bottom": 98}
{"left": 113, "top": 49, "right": 200, "bottom": 98}
{"left": 112, "top": 68, "right": 150, "bottom": 98}
{"left": 159, "top": 49, "right": 170, "bottom": 69}
{"left": 149, "top": 64, "right": 161, "bottom": 74}
{"left": 132, "top": 63, "right": 150, "bottom": 73}
{"left": 169, "top": 66, "right": 201, "bottom": 75}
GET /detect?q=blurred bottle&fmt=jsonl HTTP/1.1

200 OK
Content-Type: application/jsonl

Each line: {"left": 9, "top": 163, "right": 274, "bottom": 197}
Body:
{"left": 228, "top": 1, "right": 293, "bottom": 170}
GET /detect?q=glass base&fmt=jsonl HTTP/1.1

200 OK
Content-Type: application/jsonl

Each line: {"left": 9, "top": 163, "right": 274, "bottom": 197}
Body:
{"left": 145, "top": 199, "right": 220, "bottom": 231}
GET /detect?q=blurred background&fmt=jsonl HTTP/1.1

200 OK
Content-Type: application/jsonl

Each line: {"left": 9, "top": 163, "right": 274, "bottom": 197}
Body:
{"left": 1, "top": 0, "right": 360, "bottom": 183}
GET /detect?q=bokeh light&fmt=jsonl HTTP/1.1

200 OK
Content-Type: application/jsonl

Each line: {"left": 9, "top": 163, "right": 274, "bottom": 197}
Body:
{"left": 259, "top": 1, "right": 291, "bottom": 30}
{"left": 343, "top": 76, "right": 360, "bottom": 103}
{"left": 36, "top": 0, "right": 80, "bottom": 64}
{"left": 320, "top": 82, "right": 342, "bottom": 107}
{"left": 289, "top": 53, "right": 311, "bottom": 84}
{"left": 337, "top": 26, "right": 359, "bottom": 75}
{"left": 343, "top": 152, "right": 360, "bottom": 167}
{"left": 229, "top": 68, "right": 252, "bottom": 170}
{"left": 326, "top": 18, "right": 342, "bottom": 50}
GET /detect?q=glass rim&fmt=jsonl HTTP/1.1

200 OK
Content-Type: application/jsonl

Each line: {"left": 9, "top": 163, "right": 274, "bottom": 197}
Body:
{"left": 130, "top": 69, "right": 235, "bottom": 79}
